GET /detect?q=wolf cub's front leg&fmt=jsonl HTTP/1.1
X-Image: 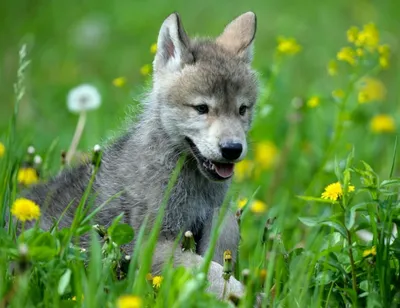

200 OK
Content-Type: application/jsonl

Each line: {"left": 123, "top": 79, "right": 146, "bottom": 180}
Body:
{"left": 152, "top": 239, "right": 243, "bottom": 299}
{"left": 151, "top": 209, "right": 242, "bottom": 298}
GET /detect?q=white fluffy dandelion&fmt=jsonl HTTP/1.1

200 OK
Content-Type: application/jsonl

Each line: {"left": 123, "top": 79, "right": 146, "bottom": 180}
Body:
{"left": 67, "top": 84, "right": 101, "bottom": 113}
{"left": 66, "top": 84, "right": 101, "bottom": 164}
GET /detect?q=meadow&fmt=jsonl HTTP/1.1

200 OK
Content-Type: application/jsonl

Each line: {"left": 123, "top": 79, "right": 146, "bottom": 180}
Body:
{"left": 1, "top": 0, "right": 400, "bottom": 307}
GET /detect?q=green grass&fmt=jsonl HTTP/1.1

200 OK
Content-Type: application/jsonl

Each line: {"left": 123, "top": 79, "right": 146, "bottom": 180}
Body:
{"left": 1, "top": 1, "right": 400, "bottom": 307}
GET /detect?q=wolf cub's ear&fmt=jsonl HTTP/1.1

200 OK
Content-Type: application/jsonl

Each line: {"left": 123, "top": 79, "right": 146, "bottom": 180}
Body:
{"left": 153, "top": 13, "right": 192, "bottom": 73}
{"left": 216, "top": 12, "right": 257, "bottom": 62}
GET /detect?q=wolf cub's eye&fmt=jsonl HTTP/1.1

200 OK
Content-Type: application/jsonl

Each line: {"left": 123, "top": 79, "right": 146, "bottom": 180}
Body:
{"left": 193, "top": 104, "right": 209, "bottom": 115}
{"left": 239, "top": 105, "right": 248, "bottom": 116}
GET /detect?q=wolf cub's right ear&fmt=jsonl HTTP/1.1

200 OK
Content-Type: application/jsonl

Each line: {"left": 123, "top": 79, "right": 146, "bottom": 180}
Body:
{"left": 153, "top": 13, "right": 192, "bottom": 74}
{"left": 216, "top": 12, "right": 257, "bottom": 63}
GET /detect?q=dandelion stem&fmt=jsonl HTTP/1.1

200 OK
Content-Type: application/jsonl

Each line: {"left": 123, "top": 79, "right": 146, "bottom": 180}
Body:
{"left": 347, "top": 229, "right": 358, "bottom": 297}
{"left": 66, "top": 111, "right": 87, "bottom": 164}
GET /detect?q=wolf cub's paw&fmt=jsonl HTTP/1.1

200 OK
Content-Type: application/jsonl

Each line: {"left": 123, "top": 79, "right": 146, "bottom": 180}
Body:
{"left": 207, "top": 261, "right": 244, "bottom": 299}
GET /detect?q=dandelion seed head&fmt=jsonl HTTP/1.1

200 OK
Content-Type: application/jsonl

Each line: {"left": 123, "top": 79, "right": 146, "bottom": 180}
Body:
{"left": 27, "top": 146, "right": 35, "bottom": 154}
{"left": 34, "top": 155, "right": 42, "bottom": 165}
{"left": 67, "top": 84, "right": 101, "bottom": 113}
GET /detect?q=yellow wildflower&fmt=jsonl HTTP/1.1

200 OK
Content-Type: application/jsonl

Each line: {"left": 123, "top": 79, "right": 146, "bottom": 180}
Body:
{"left": 327, "top": 60, "right": 338, "bottom": 76}
{"left": 370, "top": 114, "right": 396, "bottom": 133}
{"left": 152, "top": 276, "right": 163, "bottom": 289}
{"left": 11, "top": 198, "right": 41, "bottom": 222}
{"left": 378, "top": 44, "right": 390, "bottom": 69}
{"left": 238, "top": 198, "right": 248, "bottom": 209}
{"left": 363, "top": 246, "right": 376, "bottom": 257}
{"left": 347, "top": 26, "right": 359, "bottom": 43}
{"left": 337, "top": 47, "right": 356, "bottom": 66}
{"left": 321, "top": 182, "right": 355, "bottom": 201}
{"left": 255, "top": 141, "right": 278, "bottom": 170}
{"left": 234, "top": 159, "right": 253, "bottom": 182}
{"left": 117, "top": 295, "right": 142, "bottom": 308}
{"left": 307, "top": 96, "right": 320, "bottom": 108}
{"left": 378, "top": 44, "right": 390, "bottom": 57}
{"left": 332, "top": 89, "right": 345, "bottom": 99}
{"left": 379, "top": 57, "right": 389, "bottom": 69}
{"left": 259, "top": 269, "right": 267, "bottom": 281}
{"left": 113, "top": 77, "right": 126, "bottom": 87}
{"left": 276, "top": 36, "right": 301, "bottom": 55}
{"left": 356, "top": 23, "right": 379, "bottom": 50}
{"left": 356, "top": 48, "right": 364, "bottom": 57}
{"left": 150, "top": 43, "right": 157, "bottom": 54}
{"left": 140, "top": 64, "right": 152, "bottom": 76}
{"left": 0, "top": 142, "right": 5, "bottom": 158}
{"left": 357, "top": 77, "right": 386, "bottom": 104}
{"left": 250, "top": 200, "right": 267, "bottom": 214}
{"left": 18, "top": 167, "right": 39, "bottom": 186}
{"left": 145, "top": 273, "right": 153, "bottom": 281}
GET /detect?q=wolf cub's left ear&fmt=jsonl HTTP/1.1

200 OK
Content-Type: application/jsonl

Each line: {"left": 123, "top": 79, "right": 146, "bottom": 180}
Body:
{"left": 216, "top": 12, "right": 257, "bottom": 63}
{"left": 154, "top": 13, "right": 192, "bottom": 73}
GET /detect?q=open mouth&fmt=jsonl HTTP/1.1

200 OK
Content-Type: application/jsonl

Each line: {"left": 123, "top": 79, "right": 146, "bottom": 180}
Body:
{"left": 185, "top": 137, "right": 235, "bottom": 181}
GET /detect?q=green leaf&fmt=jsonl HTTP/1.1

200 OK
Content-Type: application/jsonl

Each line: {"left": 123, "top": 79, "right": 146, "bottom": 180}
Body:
{"left": 345, "top": 209, "right": 356, "bottom": 230}
{"left": 298, "top": 217, "right": 321, "bottom": 227}
{"left": 380, "top": 178, "right": 400, "bottom": 187}
{"left": 107, "top": 212, "right": 124, "bottom": 236}
{"left": 58, "top": 269, "right": 72, "bottom": 295}
{"left": 320, "top": 221, "right": 348, "bottom": 238}
{"left": 110, "top": 224, "right": 134, "bottom": 246}
{"left": 296, "top": 195, "right": 339, "bottom": 205}
{"left": 389, "top": 136, "right": 397, "bottom": 178}
{"left": 29, "top": 247, "right": 57, "bottom": 261}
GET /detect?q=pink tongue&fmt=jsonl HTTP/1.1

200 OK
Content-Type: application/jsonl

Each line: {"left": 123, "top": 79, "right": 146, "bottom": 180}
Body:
{"left": 214, "top": 163, "right": 235, "bottom": 178}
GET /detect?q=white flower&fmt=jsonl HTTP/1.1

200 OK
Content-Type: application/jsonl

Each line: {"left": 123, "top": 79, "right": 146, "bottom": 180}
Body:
{"left": 33, "top": 155, "right": 42, "bottom": 165}
{"left": 93, "top": 144, "right": 101, "bottom": 152}
{"left": 67, "top": 84, "right": 101, "bottom": 113}
{"left": 27, "top": 146, "right": 35, "bottom": 154}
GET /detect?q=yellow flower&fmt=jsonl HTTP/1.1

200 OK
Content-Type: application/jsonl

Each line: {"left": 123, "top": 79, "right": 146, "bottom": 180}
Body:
{"left": 140, "top": 64, "right": 152, "bottom": 76}
{"left": 18, "top": 167, "right": 39, "bottom": 186}
{"left": 327, "top": 60, "right": 338, "bottom": 76}
{"left": 11, "top": 198, "right": 41, "bottom": 222}
{"left": 357, "top": 77, "right": 386, "bottom": 104}
{"left": 356, "top": 48, "right": 364, "bottom": 57}
{"left": 117, "top": 295, "right": 142, "bottom": 308}
{"left": 356, "top": 23, "right": 379, "bottom": 50}
{"left": 276, "top": 36, "right": 301, "bottom": 55}
{"left": 321, "top": 182, "right": 355, "bottom": 201}
{"left": 234, "top": 159, "right": 253, "bottom": 182}
{"left": 238, "top": 198, "right": 248, "bottom": 209}
{"left": 378, "top": 44, "right": 390, "bottom": 57}
{"left": 379, "top": 57, "right": 389, "bottom": 69}
{"left": 113, "top": 77, "right": 126, "bottom": 87}
{"left": 347, "top": 26, "right": 359, "bottom": 43}
{"left": 250, "top": 200, "right": 267, "bottom": 214}
{"left": 150, "top": 43, "right": 157, "bottom": 54}
{"left": 337, "top": 47, "right": 356, "bottom": 66}
{"left": 370, "top": 114, "right": 396, "bottom": 133}
{"left": 152, "top": 276, "right": 163, "bottom": 289}
{"left": 332, "top": 89, "right": 345, "bottom": 99}
{"left": 307, "top": 96, "right": 320, "bottom": 108}
{"left": 255, "top": 141, "right": 278, "bottom": 170}
{"left": 0, "top": 142, "right": 5, "bottom": 158}
{"left": 363, "top": 246, "right": 376, "bottom": 257}
{"left": 145, "top": 273, "right": 153, "bottom": 281}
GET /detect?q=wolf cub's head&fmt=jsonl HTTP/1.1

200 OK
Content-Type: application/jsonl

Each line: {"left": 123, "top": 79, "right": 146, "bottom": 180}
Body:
{"left": 152, "top": 12, "right": 258, "bottom": 182}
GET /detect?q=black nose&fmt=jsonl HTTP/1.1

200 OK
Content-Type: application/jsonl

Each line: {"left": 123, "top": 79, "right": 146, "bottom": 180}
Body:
{"left": 220, "top": 142, "right": 243, "bottom": 160}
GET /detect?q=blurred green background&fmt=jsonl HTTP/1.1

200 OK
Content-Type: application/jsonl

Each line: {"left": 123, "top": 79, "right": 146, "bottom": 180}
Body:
{"left": 1, "top": 0, "right": 399, "bottom": 208}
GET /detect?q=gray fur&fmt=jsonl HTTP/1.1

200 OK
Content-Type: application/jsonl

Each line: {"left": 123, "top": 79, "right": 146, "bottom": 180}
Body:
{"left": 24, "top": 12, "right": 258, "bottom": 299}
